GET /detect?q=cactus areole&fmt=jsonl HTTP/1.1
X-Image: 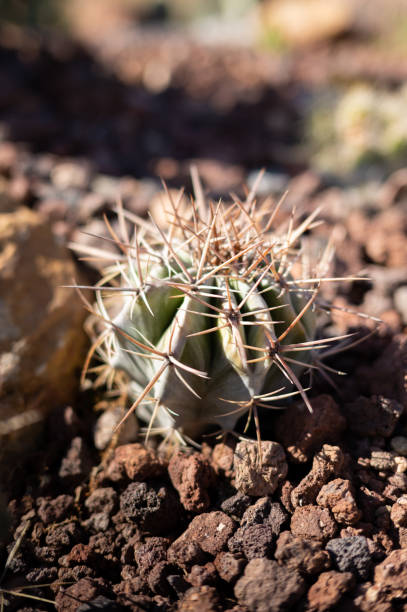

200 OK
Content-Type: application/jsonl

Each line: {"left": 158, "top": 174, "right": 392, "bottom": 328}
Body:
{"left": 74, "top": 172, "right": 347, "bottom": 443}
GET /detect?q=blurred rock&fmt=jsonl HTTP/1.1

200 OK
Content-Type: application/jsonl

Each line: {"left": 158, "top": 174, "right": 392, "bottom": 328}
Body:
{"left": 0, "top": 207, "right": 88, "bottom": 478}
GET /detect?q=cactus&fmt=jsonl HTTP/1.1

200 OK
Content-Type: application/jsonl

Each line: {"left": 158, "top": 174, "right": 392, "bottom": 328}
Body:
{"left": 73, "top": 170, "right": 361, "bottom": 445}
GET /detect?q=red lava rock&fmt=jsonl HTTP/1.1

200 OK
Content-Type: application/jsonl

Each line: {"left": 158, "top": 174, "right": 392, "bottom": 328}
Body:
{"left": 241, "top": 524, "right": 275, "bottom": 560}
{"left": 44, "top": 521, "right": 82, "bottom": 551}
{"left": 343, "top": 396, "right": 403, "bottom": 438}
{"left": 291, "top": 505, "right": 337, "bottom": 543}
{"left": 307, "top": 570, "right": 355, "bottom": 611}
{"left": 240, "top": 498, "right": 287, "bottom": 536}
{"left": 373, "top": 549, "right": 407, "bottom": 600}
{"left": 211, "top": 441, "right": 236, "bottom": 476}
{"left": 120, "top": 481, "right": 181, "bottom": 534}
{"left": 105, "top": 443, "right": 166, "bottom": 482}
{"left": 37, "top": 494, "right": 74, "bottom": 524}
{"left": 178, "top": 585, "right": 221, "bottom": 612}
{"left": 316, "top": 478, "right": 361, "bottom": 525}
{"left": 58, "top": 436, "right": 94, "bottom": 485}
{"left": 168, "top": 451, "right": 215, "bottom": 512}
{"left": 187, "top": 562, "right": 218, "bottom": 587}
{"left": 84, "top": 487, "right": 117, "bottom": 516}
{"left": 55, "top": 577, "right": 107, "bottom": 612}
{"left": 274, "top": 395, "right": 346, "bottom": 463}
{"left": 59, "top": 543, "right": 97, "bottom": 567}
{"left": 172, "top": 511, "right": 235, "bottom": 556}
{"left": 147, "top": 560, "right": 176, "bottom": 596}
{"left": 214, "top": 552, "right": 246, "bottom": 585}
{"left": 234, "top": 557, "right": 305, "bottom": 612}
{"left": 234, "top": 440, "right": 288, "bottom": 496}
{"left": 291, "top": 445, "right": 345, "bottom": 508}
{"left": 167, "top": 539, "right": 208, "bottom": 570}
{"left": 390, "top": 494, "right": 407, "bottom": 527}
{"left": 274, "top": 531, "right": 331, "bottom": 575}
{"left": 134, "top": 537, "right": 170, "bottom": 576}
{"left": 279, "top": 480, "right": 295, "bottom": 514}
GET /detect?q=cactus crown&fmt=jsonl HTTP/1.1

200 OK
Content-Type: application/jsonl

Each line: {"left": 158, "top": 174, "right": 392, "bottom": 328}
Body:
{"left": 73, "top": 169, "right": 365, "bottom": 446}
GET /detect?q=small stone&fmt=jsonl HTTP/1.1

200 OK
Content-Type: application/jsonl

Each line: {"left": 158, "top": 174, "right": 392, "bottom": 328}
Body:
{"left": 105, "top": 443, "right": 166, "bottom": 482}
{"left": 55, "top": 578, "right": 106, "bottom": 612}
{"left": 307, "top": 570, "right": 354, "bottom": 612}
{"left": 390, "top": 494, "right": 407, "bottom": 527}
{"left": 316, "top": 479, "right": 361, "bottom": 525}
{"left": 220, "top": 493, "right": 251, "bottom": 519}
{"left": 211, "top": 442, "right": 235, "bottom": 475}
{"left": 390, "top": 436, "right": 407, "bottom": 456}
{"left": 187, "top": 562, "right": 218, "bottom": 587}
{"left": 234, "top": 440, "right": 287, "bottom": 496}
{"left": 51, "top": 161, "right": 91, "bottom": 190}
{"left": 59, "top": 437, "right": 93, "bottom": 485}
{"left": 343, "top": 396, "right": 403, "bottom": 438}
{"left": 240, "top": 497, "right": 287, "bottom": 536}
{"left": 85, "top": 488, "right": 117, "bottom": 516}
{"left": 172, "top": 512, "right": 235, "bottom": 556}
{"left": 291, "top": 505, "right": 337, "bottom": 543}
{"left": 241, "top": 524, "right": 274, "bottom": 560}
{"left": 374, "top": 549, "right": 407, "bottom": 600}
{"left": 59, "top": 543, "right": 97, "bottom": 568}
{"left": 234, "top": 558, "right": 305, "bottom": 612}
{"left": 120, "top": 481, "right": 181, "bottom": 534}
{"left": 291, "top": 445, "right": 345, "bottom": 508}
{"left": 168, "top": 451, "right": 215, "bottom": 513}
{"left": 147, "top": 560, "right": 175, "bottom": 596}
{"left": 167, "top": 539, "right": 208, "bottom": 571}
{"left": 93, "top": 408, "right": 138, "bottom": 450}
{"left": 178, "top": 585, "right": 221, "bottom": 612}
{"left": 370, "top": 450, "right": 396, "bottom": 472}
{"left": 326, "top": 536, "right": 372, "bottom": 580}
{"left": 275, "top": 531, "right": 330, "bottom": 575}
{"left": 214, "top": 552, "right": 246, "bottom": 585}
{"left": 134, "top": 537, "right": 169, "bottom": 576}
{"left": 275, "top": 395, "right": 346, "bottom": 463}
{"left": 37, "top": 495, "right": 74, "bottom": 524}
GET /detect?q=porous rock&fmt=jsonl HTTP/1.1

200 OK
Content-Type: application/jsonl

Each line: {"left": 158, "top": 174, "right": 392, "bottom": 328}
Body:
{"left": 274, "top": 395, "right": 346, "bottom": 463}
{"left": 234, "top": 557, "right": 305, "bottom": 612}
{"left": 274, "top": 531, "right": 330, "bottom": 575}
{"left": 373, "top": 549, "right": 407, "bottom": 600}
{"left": 120, "top": 481, "right": 181, "bottom": 534}
{"left": 171, "top": 511, "right": 235, "bottom": 556}
{"left": 105, "top": 443, "right": 166, "bottom": 482}
{"left": 291, "top": 445, "right": 345, "bottom": 508}
{"left": 234, "top": 440, "right": 287, "bottom": 496}
{"left": 316, "top": 478, "right": 361, "bottom": 525}
{"left": 390, "top": 494, "right": 407, "bottom": 527}
{"left": 326, "top": 536, "right": 372, "bottom": 580}
{"left": 168, "top": 451, "right": 215, "bottom": 512}
{"left": 307, "top": 570, "right": 354, "bottom": 611}
{"left": 291, "top": 505, "right": 337, "bottom": 543}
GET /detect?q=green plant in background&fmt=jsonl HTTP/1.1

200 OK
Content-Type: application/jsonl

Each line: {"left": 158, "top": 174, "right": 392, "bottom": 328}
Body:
{"left": 310, "top": 83, "right": 407, "bottom": 175}
{"left": 72, "top": 170, "right": 362, "bottom": 446}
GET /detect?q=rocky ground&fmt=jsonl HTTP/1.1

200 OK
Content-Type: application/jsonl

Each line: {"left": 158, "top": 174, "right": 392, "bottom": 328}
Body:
{"left": 1, "top": 12, "right": 407, "bottom": 612}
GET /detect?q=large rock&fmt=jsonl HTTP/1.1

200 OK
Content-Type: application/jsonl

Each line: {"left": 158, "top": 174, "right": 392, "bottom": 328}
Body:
{"left": 0, "top": 207, "right": 87, "bottom": 474}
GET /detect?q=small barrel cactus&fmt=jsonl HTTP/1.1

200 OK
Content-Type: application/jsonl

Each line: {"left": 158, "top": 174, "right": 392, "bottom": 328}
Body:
{"left": 73, "top": 171, "right": 357, "bottom": 444}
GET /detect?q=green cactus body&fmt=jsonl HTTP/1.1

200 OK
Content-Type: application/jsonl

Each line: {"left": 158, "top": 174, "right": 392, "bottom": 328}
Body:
{"left": 77, "top": 176, "right": 329, "bottom": 442}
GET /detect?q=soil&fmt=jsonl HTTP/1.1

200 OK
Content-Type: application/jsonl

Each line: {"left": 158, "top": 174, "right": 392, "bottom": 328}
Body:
{"left": 1, "top": 11, "right": 407, "bottom": 612}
